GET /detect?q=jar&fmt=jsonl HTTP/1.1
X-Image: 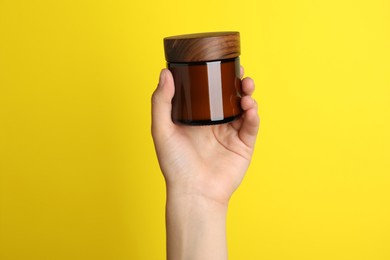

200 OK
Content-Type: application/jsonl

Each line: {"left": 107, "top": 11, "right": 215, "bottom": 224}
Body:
{"left": 163, "top": 32, "right": 242, "bottom": 125}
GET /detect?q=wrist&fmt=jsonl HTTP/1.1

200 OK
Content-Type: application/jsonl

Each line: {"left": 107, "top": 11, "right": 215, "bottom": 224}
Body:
{"left": 166, "top": 190, "right": 228, "bottom": 219}
{"left": 165, "top": 176, "right": 233, "bottom": 207}
{"left": 166, "top": 191, "right": 228, "bottom": 260}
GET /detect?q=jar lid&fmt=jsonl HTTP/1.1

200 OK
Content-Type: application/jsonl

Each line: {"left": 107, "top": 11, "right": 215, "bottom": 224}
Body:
{"left": 164, "top": 31, "right": 240, "bottom": 63}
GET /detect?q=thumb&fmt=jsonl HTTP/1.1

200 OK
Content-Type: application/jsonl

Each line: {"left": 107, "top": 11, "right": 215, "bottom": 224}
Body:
{"left": 151, "top": 69, "right": 176, "bottom": 138}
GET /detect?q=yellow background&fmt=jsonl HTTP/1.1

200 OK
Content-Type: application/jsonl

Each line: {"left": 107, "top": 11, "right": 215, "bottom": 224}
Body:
{"left": 1, "top": 0, "right": 389, "bottom": 259}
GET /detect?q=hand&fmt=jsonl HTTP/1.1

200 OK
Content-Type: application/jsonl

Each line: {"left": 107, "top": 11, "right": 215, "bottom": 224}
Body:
{"left": 152, "top": 67, "right": 260, "bottom": 260}
{"left": 151, "top": 67, "right": 259, "bottom": 205}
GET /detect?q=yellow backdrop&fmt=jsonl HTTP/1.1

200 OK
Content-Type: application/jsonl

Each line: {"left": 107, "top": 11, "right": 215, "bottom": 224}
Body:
{"left": 1, "top": 0, "right": 389, "bottom": 259}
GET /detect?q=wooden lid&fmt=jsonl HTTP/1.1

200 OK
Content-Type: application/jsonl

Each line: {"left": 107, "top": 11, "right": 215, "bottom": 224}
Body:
{"left": 164, "top": 31, "right": 240, "bottom": 62}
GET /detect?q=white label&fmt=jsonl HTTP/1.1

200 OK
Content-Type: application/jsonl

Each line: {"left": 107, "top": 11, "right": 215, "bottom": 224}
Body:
{"left": 206, "top": 61, "right": 224, "bottom": 121}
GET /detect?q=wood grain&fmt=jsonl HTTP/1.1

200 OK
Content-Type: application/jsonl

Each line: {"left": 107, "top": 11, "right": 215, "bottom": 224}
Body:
{"left": 164, "top": 32, "right": 240, "bottom": 62}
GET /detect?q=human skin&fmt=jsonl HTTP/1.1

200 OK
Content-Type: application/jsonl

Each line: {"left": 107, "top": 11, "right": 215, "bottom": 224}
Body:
{"left": 151, "top": 67, "right": 260, "bottom": 260}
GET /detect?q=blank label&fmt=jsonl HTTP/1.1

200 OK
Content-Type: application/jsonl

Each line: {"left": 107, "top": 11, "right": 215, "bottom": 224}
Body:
{"left": 206, "top": 61, "right": 224, "bottom": 121}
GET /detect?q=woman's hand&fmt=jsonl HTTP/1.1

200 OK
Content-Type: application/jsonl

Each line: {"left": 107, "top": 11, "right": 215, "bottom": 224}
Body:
{"left": 152, "top": 67, "right": 259, "bottom": 205}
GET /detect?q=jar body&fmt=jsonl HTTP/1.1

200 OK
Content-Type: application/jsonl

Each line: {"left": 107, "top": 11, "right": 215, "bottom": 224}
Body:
{"left": 168, "top": 57, "right": 242, "bottom": 125}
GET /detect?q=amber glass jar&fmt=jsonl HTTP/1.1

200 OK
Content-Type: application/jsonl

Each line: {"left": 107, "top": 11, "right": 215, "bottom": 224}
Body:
{"left": 164, "top": 32, "right": 242, "bottom": 125}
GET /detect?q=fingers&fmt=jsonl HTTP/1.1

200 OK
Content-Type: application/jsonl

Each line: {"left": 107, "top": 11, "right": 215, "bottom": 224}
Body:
{"left": 241, "top": 77, "right": 255, "bottom": 96}
{"left": 151, "top": 69, "right": 175, "bottom": 138}
{"left": 240, "top": 108, "right": 260, "bottom": 148}
{"left": 241, "top": 95, "right": 256, "bottom": 111}
{"left": 240, "top": 66, "right": 244, "bottom": 78}
{"left": 238, "top": 77, "right": 260, "bottom": 148}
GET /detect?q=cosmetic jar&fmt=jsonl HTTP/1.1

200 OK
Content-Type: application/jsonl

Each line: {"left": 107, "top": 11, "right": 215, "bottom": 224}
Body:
{"left": 164, "top": 31, "right": 242, "bottom": 125}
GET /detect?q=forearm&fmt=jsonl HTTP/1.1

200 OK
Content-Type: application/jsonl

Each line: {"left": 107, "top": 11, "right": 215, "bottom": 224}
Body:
{"left": 166, "top": 190, "right": 228, "bottom": 260}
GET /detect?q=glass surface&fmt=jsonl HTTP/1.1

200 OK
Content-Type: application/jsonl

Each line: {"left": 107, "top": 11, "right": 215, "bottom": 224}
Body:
{"left": 168, "top": 58, "right": 242, "bottom": 125}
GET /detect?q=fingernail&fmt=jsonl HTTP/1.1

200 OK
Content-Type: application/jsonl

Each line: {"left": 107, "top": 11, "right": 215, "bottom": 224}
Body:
{"left": 159, "top": 69, "right": 166, "bottom": 86}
